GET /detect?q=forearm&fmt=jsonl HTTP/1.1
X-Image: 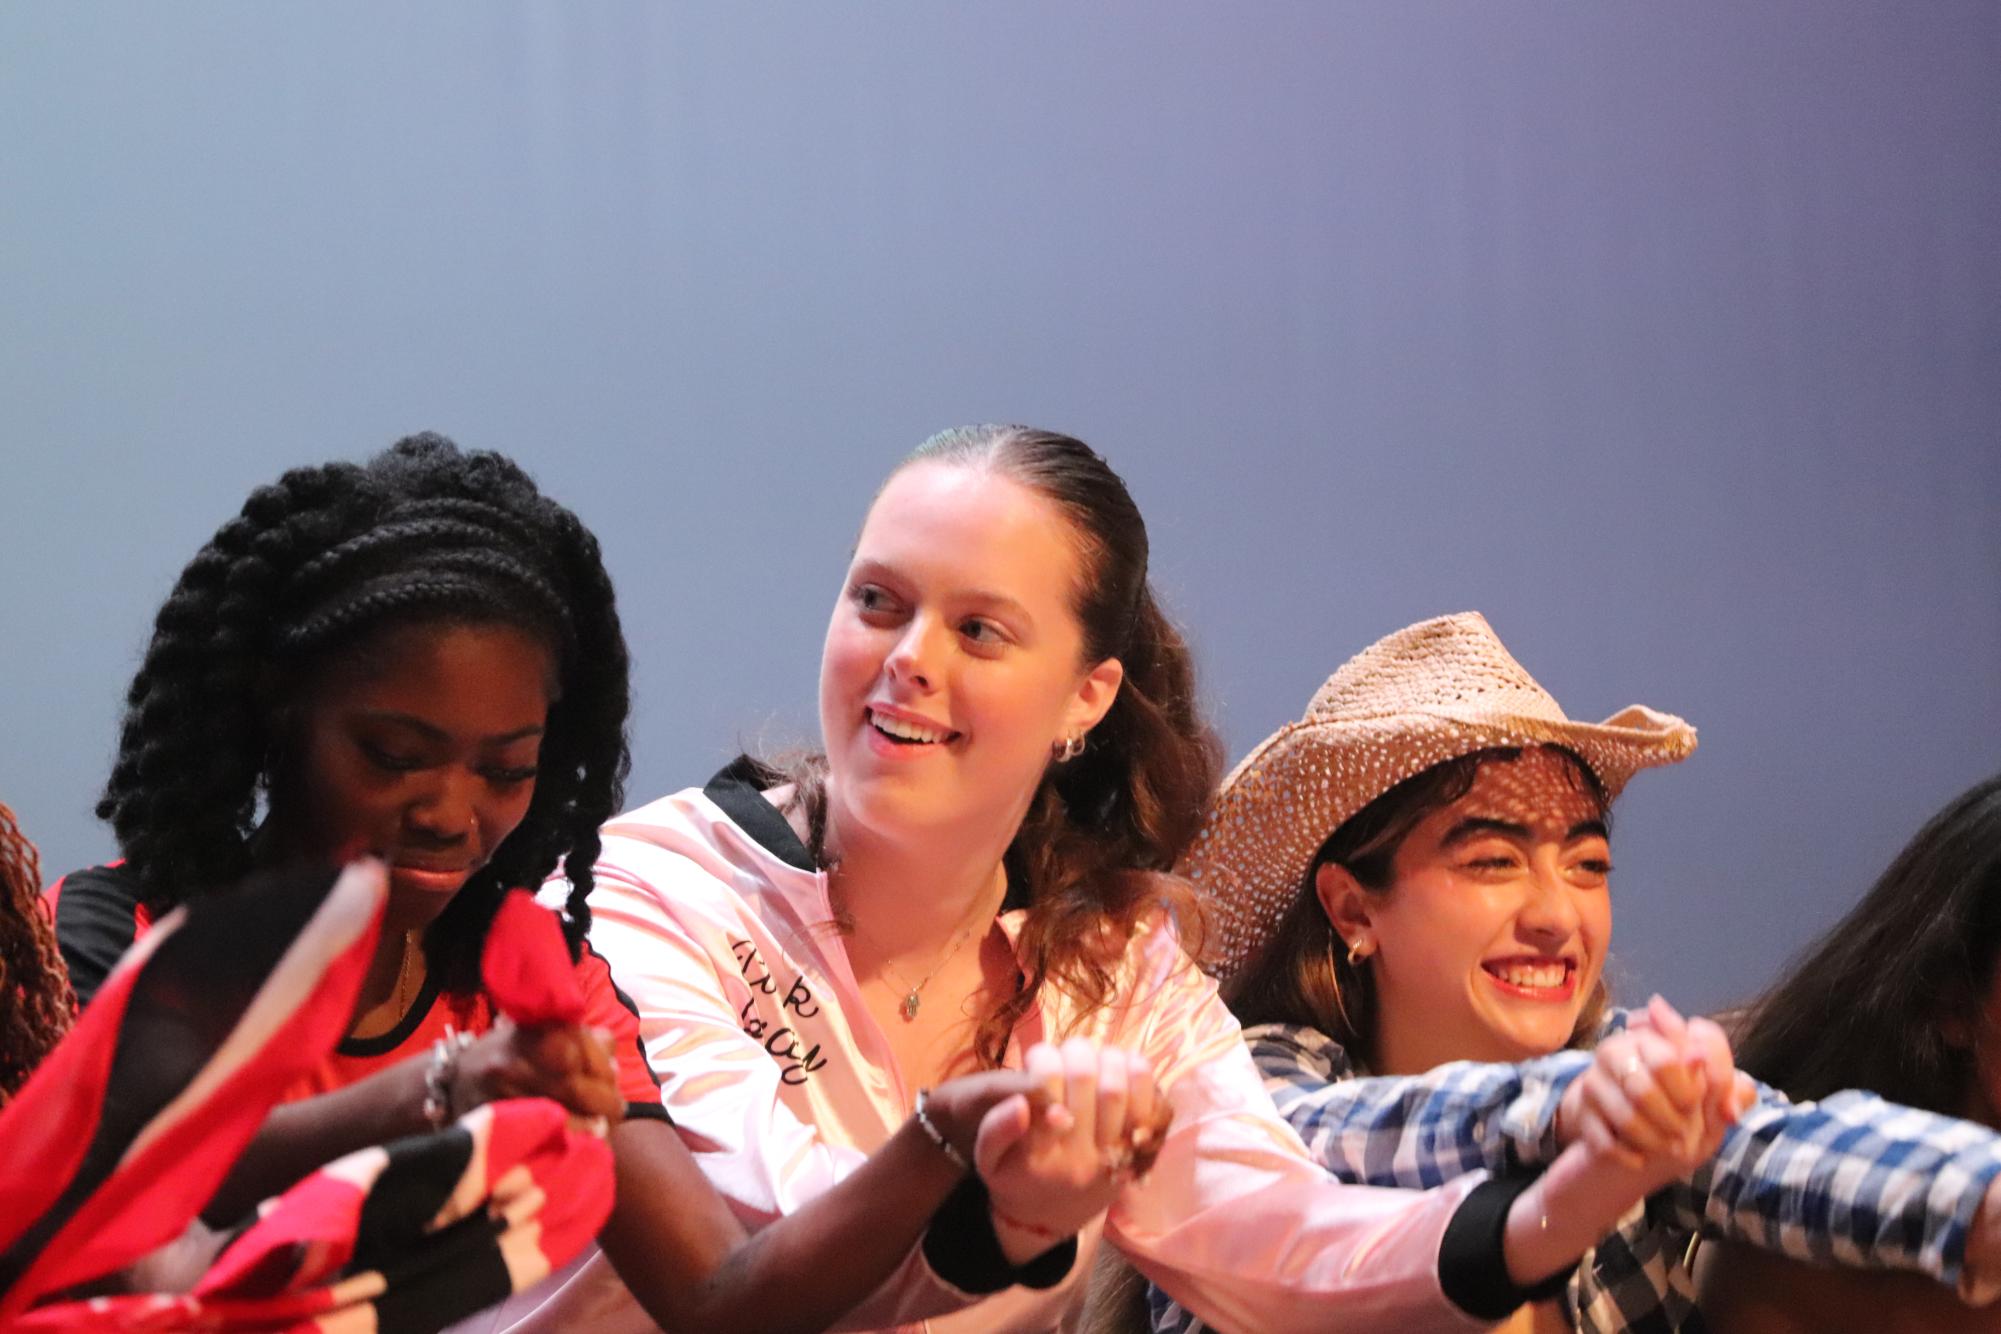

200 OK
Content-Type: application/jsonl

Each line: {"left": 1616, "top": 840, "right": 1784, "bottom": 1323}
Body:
{"left": 1498, "top": 1144, "right": 1626, "bottom": 1290}
{"left": 1275, "top": 1052, "right": 1589, "bottom": 1188}
{"left": 201, "top": 1057, "right": 430, "bottom": 1223}
{"left": 1688, "top": 1087, "right": 2001, "bottom": 1289}
{"left": 602, "top": 1116, "right": 986, "bottom": 1334}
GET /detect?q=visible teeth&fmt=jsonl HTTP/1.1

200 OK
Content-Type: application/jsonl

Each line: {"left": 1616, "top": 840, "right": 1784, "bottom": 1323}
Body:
{"left": 1492, "top": 962, "right": 1568, "bottom": 990}
{"left": 872, "top": 712, "right": 947, "bottom": 744}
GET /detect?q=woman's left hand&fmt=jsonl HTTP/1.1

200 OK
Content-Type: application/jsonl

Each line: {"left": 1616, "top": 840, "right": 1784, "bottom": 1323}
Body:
{"left": 455, "top": 1018, "right": 624, "bottom": 1123}
{"left": 973, "top": 1038, "right": 1170, "bottom": 1262}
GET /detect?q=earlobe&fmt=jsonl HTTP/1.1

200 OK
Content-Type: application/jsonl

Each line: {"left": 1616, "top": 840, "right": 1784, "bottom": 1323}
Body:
{"left": 1314, "top": 861, "right": 1375, "bottom": 955}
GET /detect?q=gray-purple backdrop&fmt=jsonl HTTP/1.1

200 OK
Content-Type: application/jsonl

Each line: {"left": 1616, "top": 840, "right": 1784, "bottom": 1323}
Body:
{"left": 3, "top": 3, "right": 1996, "bottom": 1012}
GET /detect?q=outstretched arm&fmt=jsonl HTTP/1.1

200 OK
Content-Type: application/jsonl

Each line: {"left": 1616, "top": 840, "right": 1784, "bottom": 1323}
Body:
{"left": 603, "top": 1051, "right": 1157, "bottom": 1333}
{"left": 1250, "top": 1024, "right": 1590, "bottom": 1187}
{"left": 601, "top": 1112, "right": 962, "bottom": 1334}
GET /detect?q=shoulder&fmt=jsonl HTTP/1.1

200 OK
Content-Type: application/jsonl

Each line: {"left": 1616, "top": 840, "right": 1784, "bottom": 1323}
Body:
{"left": 49, "top": 862, "right": 153, "bottom": 1006}
{"left": 547, "top": 770, "right": 829, "bottom": 979}
{"left": 591, "top": 764, "right": 816, "bottom": 902}
{"left": 1096, "top": 892, "right": 1208, "bottom": 1006}
{"left": 1244, "top": 1023, "right": 1355, "bottom": 1083}
{"left": 48, "top": 861, "right": 145, "bottom": 914}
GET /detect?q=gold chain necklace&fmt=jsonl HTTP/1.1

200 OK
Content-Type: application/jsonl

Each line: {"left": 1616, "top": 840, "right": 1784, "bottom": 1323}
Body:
{"left": 840, "top": 878, "right": 1002, "bottom": 1023}
{"left": 880, "top": 913, "right": 988, "bottom": 1022}
{"left": 393, "top": 931, "right": 423, "bottom": 1018}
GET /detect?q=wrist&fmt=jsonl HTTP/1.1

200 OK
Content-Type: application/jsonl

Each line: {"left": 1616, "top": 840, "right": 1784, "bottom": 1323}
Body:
{"left": 1439, "top": 1175, "right": 1574, "bottom": 1321}
{"left": 911, "top": 1087, "right": 972, "bottom": 1177}
{"left": 1554, "top": 1078, "right": 1584, "bottom": 1150}
{"left": 989, "top": 1198, "right": 1068, "bottom": 1267}
{"left": 1501, "top": 1178, "right": 1567, "bottom": 1288}
{"left": 422, "top": 1027, "right": 473, "bottom": 1130}
{"left": 1962, "top": 1176, "right": 2001, "bottom": 1305}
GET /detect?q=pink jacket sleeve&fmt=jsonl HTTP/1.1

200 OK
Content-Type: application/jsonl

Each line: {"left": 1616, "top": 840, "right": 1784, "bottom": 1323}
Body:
{"left": 1102, "top": 919, "right": 1497, "bottom": 1333}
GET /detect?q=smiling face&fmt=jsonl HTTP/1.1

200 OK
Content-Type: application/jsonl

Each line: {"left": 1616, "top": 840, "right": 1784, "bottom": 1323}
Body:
{"left": 1326, "top": 747, "right": 1613, "bottom": 1071}
{"left": 818, "top": 462, "right": 1124, "bottom": 852}
{"left": 271, "top": 620, "right": 556, "bottom": 934}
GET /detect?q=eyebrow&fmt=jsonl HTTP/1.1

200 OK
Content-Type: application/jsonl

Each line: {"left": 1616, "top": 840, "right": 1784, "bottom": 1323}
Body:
{"left": 359, "top": 711, "right": 544, "bottom": 746}
{"left": 1440, "top": 816, "right": 1611, "bottom": 847}
{"left": 1440, "top": 817, "right": 1530, "bottom": 848}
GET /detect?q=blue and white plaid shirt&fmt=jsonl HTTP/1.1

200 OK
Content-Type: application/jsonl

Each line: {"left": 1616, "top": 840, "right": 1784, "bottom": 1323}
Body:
{"left": 1149, "top": 1012, "right": 2001, "bottom": 1333}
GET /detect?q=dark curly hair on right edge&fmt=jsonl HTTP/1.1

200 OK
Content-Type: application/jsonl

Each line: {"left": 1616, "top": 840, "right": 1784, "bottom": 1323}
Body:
{"left": 96, "top": 433, "right": 632, "bottom": 994}
{"left": 1732, "top": 773, "right": 2001, "bottom": 1115}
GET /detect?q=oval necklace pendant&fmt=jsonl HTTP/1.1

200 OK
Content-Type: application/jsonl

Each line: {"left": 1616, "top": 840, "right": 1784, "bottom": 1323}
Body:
{"left": 899, "top": 990, "right": 921, "bottom": 1022}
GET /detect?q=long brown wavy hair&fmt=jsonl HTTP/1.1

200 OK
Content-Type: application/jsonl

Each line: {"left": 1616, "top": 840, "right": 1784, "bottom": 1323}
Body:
{"left": 786, "top": 425, "right": 1223, "bottom": 1066}
{"left": 1, "top": 802, "right": 75, "bottom": 1103}
{"left": 1227, "top": 746, "right": 1610, "bottom": 1070}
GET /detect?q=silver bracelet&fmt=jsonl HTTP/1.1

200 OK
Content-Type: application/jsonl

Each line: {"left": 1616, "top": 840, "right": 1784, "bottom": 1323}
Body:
{"left": 421, "top": 1026, "right": 473, "bottom": 1130}
{"left": 913, "top": 1087, "right": 970, "bottom": 1172}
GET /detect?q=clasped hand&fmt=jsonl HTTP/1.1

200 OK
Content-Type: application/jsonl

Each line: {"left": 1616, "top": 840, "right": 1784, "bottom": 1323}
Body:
{"left": 911, "top": 1038, "right": 1173, "bottom": 1263}
{"left": 451, "top": 1017, "right": 625, "bottom": 1124}
{"left": 1559, "top": 995, "right": 1757, "bottom": 1190}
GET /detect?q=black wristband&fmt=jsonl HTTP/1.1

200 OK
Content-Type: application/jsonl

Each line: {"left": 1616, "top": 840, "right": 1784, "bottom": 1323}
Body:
{"left": 1437, "top": 1174, "right": 1574, "bottom": 1320}
{"left": 921, "top": 1174, "right": 1078, "bottom": 1294}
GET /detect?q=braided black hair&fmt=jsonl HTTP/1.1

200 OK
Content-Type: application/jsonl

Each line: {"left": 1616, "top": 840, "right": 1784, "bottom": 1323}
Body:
{"left": 97, "top": 433, "right": 631, "bottom": 993}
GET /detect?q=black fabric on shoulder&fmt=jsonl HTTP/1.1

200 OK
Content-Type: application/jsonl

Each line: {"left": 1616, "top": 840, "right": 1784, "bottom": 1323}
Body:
{"left": 623, "top": 1101, "right": 673, "bottom": 1125}
{"left": 51, "top": 863, "right": 146, "bottom": 1009}
{"left": 921, "top": 1174, "right": 1076, "bottom": 1295}
{"left": 1437, "top": 1173, "right": 1574, "bottom": 1320}
{"left": 337, "top": 976, "right": 442, "bottom": 1058}
{"left": 704, "top": 757, "right": 816, "bottom": 872}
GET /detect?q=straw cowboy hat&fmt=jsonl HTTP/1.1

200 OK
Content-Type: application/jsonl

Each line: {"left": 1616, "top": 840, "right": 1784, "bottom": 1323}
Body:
{"left": 1182, "top": 612, "right": 1697, "bottom": 978}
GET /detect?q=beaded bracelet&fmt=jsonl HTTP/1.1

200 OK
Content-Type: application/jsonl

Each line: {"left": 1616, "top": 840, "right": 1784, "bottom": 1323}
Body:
{"left": 421, "top": 1027, "right": 474, "bottom": 1130}
{"left": 913, "top": 1087, "right": 970, "bottom": 1172}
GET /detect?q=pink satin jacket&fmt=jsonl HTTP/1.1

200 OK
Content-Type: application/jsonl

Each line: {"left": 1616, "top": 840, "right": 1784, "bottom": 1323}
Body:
{"left": 473, "top": 770, "right": 1507, "bottom": 1333}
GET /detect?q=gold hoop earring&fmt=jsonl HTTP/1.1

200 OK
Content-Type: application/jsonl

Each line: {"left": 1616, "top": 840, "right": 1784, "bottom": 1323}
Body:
{"left": 1325, "top": 939, "right": 1358, "bottom": 1038}
{"left": 1346, "top": 938, "right": 1371, "bottom": 967}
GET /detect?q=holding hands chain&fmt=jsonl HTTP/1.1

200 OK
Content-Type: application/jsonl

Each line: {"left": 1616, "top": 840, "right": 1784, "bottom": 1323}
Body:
{"left": 1506, "top": 996, "right": 1755, "bottom": 1291}
{"left": 908, "top": 1039, "right": 1174, "bottom": 1265}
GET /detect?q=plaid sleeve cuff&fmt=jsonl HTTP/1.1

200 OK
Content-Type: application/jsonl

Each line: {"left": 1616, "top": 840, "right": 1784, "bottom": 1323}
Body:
{"left": 1498, "top": 1049, "right": 1592, "bottom": 1168}
{"left": 1706, "top": 1087, "right": 2001, "bottom": 1292}
{"left": 1923, "top": 1115, "right": 2001, "bottom": 1299}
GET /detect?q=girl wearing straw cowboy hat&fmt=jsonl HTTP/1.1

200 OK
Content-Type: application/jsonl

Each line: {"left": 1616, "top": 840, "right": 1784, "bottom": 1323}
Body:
{"left": 1150, "top": 612, "right": 2001, "bottom": 1334}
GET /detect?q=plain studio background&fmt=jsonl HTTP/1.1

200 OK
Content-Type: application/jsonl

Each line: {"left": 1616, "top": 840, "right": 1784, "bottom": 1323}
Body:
{"left": 2, "top": 4, "right": 1995, "bottom": 1015}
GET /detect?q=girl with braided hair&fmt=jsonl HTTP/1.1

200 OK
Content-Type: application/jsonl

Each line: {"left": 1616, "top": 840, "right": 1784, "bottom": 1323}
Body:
{"left": 52, "top": 433, "right": 1132, "bottom": 1332}
{"left": 0, "top": 800, "right": 73, "bottom": 1104}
